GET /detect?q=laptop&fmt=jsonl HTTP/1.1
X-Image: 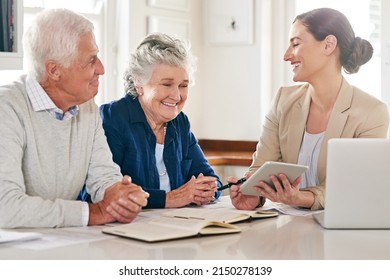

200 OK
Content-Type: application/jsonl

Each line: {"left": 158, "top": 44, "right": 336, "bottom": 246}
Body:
{"left": 313, "top": 138, "right": 390, "bottom": 229}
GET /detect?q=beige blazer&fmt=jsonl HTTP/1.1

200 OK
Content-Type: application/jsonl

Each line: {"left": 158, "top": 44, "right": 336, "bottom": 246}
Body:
{"left": 250, "top": 78, "right": 389, "bottom": 210}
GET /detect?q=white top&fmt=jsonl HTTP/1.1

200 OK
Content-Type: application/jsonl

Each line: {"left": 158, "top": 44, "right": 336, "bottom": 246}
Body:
{"left": 297, "top": 130, "right": 325, "bottom": 188}
{"left": 155, "top": 144, "right": 171, "bottom": 192}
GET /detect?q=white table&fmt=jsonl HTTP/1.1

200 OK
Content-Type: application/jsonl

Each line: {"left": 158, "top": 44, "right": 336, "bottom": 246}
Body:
{"left": 1, "top": 213, "right": 389, "bottom": 260}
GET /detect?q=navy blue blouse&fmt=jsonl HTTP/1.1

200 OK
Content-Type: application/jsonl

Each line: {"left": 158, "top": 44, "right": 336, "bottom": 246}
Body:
{"left": 98, "top": 94, "right": 221, "bottom": 208}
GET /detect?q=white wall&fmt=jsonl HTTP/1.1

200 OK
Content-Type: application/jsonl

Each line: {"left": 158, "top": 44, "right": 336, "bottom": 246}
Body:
{"left": 114, "top": 0, "right": 283, "bottom": 142}
{"left": 382, "top": 0, "right": 390, "bottom": 108}
{"left": 113, "top": 0, "right": 389, "bottom": 141}
{"left": 189, "top": 0, "right": 295, "bottom": 141}
{"left": 113, "top": 0, "right": 203, "bottom": 103}
{"left": 193, "top": 0, "right": 262, "bottom": 141}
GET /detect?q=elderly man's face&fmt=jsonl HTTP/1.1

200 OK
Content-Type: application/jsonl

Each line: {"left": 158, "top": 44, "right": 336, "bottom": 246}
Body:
{"left": 56, "top": 32, "right": 104, "bottom": 106}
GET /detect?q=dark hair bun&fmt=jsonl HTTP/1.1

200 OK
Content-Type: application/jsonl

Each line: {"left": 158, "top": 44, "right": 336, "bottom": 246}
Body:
{"left": 343, "top": 37, "right": 373, "bottom": 74}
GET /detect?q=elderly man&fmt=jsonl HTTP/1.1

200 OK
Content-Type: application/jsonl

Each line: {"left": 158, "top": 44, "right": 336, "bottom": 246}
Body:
{"left": 0, "top": 8, "right": 149, "bottom": 228}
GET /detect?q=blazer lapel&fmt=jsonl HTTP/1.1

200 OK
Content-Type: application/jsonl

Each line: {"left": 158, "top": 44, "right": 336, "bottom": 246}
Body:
{"left": 318, "top": 78, "right": 353, "bottom": 182}
{"left": 287, "top": 88, "right": 311, "bottom": 163}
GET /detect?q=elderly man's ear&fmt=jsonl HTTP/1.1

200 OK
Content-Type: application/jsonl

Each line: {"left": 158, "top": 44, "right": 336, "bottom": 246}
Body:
{"left": 45, "top": 61, "right": 61, "bottom": 81}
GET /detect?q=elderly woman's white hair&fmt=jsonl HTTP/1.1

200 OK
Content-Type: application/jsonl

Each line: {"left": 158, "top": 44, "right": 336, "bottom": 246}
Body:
{"left": 124, "top": 32, "right": 197, "bottom": 98}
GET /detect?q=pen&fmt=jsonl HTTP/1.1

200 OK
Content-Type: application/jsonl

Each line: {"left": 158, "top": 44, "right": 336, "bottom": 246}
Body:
{"left": 217, "top": 177, "right": 247, "bottom": 191}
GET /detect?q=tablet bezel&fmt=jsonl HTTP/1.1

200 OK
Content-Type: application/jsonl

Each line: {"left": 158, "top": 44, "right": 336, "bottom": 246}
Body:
{"left": 239, "top": 161, "right": 308, "bottom": 196}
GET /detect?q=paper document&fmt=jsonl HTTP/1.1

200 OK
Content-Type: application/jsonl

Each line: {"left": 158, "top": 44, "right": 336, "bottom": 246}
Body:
{"left": 0, "top": 230, "right": 42, "bottom": 244}
{"left": 261, "top": 200, "right": 323, "bottom": 216}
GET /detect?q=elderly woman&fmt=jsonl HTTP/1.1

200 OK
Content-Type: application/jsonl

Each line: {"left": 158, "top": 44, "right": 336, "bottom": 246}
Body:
{"left": 99, "top": 33, "right": 221, "bottom": 208}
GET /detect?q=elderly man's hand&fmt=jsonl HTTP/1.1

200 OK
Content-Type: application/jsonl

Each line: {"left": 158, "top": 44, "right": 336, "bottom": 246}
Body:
{"left": 88, "top": 175, "right": 149, "bottom": 225}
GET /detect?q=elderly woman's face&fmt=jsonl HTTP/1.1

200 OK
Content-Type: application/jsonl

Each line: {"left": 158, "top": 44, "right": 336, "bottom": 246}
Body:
{"left": 138, "top": 64, "right": 189, "bottom": 124}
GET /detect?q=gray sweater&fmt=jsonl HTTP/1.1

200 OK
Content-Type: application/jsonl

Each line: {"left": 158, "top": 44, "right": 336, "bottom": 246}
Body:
{"left": 0, "top": 76, "right": 122, "bottom": 228}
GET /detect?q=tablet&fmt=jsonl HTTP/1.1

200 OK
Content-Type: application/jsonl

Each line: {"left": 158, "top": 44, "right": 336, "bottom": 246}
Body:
{"left": 239, "top": 161, "right": 308, "bottom": 196}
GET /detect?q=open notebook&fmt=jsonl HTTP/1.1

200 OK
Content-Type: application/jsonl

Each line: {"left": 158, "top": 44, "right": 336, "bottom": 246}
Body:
{"left": 313, "top": 138, "right": 390, "bottom": 229}
{"left": 103, "top": 207, "right": 278, "bottom": 242}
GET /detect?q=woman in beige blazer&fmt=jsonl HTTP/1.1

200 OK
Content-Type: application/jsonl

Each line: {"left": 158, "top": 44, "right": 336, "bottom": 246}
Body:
{"left": 230, "top": 8, "right": 389, "bottom": 211}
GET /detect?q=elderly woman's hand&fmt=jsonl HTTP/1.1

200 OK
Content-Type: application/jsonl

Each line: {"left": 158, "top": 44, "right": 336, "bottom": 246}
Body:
{"left": 165, "top": 174, "right": 218, "bottom": 208}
